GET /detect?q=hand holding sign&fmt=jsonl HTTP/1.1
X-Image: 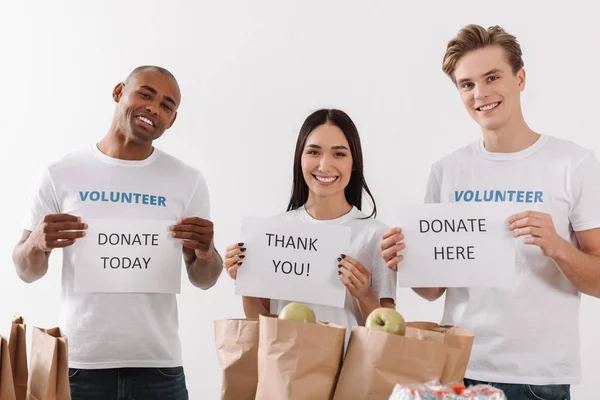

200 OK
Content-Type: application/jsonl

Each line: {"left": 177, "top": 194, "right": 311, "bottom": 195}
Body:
{"left": 379, "top": 227, "right": 406, "bottom": 271}
{"left": 170, "top": 217, "right": 215, "bottom": 261}
{"left": 338, "top": 254, "right": 371, "bottom": 299}
{"left": 223, "top": 242, "right": 246, "bottom": 279}
{"left": 30, "top": 214, "right": 88, "bottom": 251}
{"left": 508, "top": 210, "right": 567, "bottom": 258}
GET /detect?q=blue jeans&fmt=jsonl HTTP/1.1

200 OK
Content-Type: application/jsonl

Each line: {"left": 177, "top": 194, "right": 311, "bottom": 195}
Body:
{"left": 69, "top": 367, "right": 188, "bottom": 400}
{"left": 464, "top": 378, "right": 570, "bottom": 400}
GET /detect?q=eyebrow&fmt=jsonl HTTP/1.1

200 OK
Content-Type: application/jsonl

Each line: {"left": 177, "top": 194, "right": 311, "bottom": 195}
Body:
{"left": 456, "top": 68, "right": 503, "bottom": 86}
{"left": 140, "top": 85, "right": 177, "bottom": 106}
{"left": 305, "top": 144, "right": 349, "bottom": 150}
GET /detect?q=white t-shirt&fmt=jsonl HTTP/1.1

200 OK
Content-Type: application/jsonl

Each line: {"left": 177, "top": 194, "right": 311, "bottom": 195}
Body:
{"left": 425, "top": 135, "right": 600, "bottom": 385}
{"left": 270, "top": 206, "right": 397, "bottom": 341}
{"left": 23, "top": 144, "right": 210, "bottom": 369}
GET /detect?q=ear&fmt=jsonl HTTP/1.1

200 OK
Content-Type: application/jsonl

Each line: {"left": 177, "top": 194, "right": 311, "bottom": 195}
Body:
{"left": 517, "top": 68, "right": 526, "bottom": 92}
{"left": 113, "top": 82, "right": 125, "bottom": 103}
{"left": 167, "top": 112, "right": 178, "bottom": 129}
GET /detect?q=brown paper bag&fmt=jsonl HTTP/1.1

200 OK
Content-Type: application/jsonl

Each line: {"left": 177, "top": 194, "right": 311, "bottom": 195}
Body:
{"left": 214, "top": 318, "right": 259, "bottom": 400}
{"left": 406, "top": 322, "right": 474, "bottom": 384}
{"left": 255, "top": 314, "right": 346, "bottom": 400}
{"left": 332, "top": 326, "right": 448, "bottom": 400}
{"left": 26, "top": 327, "right": 70, "bottom": 400}
{"left": 1, "top": 336, "right": 17, "bottom": 400}
{"left": 9, "top": 318, "right": 28, "bottom": 400}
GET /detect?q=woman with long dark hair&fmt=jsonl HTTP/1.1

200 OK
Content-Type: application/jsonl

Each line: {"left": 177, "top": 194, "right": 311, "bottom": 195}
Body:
{"left": 223, "top": 109, "right": 396, "bottom": 330}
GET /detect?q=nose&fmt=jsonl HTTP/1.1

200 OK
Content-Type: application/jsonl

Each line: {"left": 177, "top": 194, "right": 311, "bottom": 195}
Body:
{"left": 474, "top": 84, "right": 490, "bottom": 101}
{"left": 318, "top": 154, "right": 332, "bottom": 172}
{"left": 145, "top": 101, "right": 159, "bottom": 115}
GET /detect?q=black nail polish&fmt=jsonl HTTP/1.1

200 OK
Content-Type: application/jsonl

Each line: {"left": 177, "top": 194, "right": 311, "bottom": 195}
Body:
{"left": 241, "top": 247, "right": 247, "bottom": 252}
{"left": 237, "top": 262, "right": 242, "bottom": 266}
{"left": 338, "top": 271, "right": 342, "bottom": 275}
{"left": 239, "top": 255, "right": 246, "bottom": 259}
{"left": 337, "top": 257, "right": 341, "bottom": 262}
{"left": 337, "top": 264, "right": 342, "bottom": 268}
{"left": 341, "top": 254, "right": 346, "bottom": 259}
{"left": 238, "top": 242, "right": 244, "bottom": 246}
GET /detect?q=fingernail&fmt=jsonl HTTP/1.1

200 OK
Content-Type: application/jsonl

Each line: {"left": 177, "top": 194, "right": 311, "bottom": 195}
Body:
{"left": 241, "top": 247, "right": 247, "bottom": 252}
{"left": 337, "top": 257, "right": 341, "bottom": 262}
{"left": 169, "top": 225, "right": 174, "bottom": 230}
{"left": 172, "top": 232, "right": 176, "bottom": 237}
{"left": 83, "top": 224, "right": 88, "bottom": 229}
{"left": 238, "top": 262, "right": 242, "bottom": 266}
{"left": 338, "top": 271, "right": 341, "bottom": 275}
{"left": 82, "top": 232, "right": 86, "bottom": 237}
{"left": 238, "top": 242, "right": 244, "bottom": 246}
{"left": 337, "top": 264, "right": 341, "bottom": 268}
{"left": 239, "top": 255, "right": 246, "bottom": 259}
{"left": 341, "top": 254, "right": 346, "bottom": 259}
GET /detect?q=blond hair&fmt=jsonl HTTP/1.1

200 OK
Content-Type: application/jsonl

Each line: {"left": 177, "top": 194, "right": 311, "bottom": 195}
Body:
{"left": 442, "top": 24, "right": 524, "bottom": 84}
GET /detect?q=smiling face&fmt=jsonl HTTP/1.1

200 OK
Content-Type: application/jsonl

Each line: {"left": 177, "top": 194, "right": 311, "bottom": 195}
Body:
{"left": 113, "top": 68, "right": 181, "bottom": 143}
{"left": 301, "top": 123, "right": 353, "bottom": 201}
{"left": 453, "top": 45, "right": 526, "bottom": 131}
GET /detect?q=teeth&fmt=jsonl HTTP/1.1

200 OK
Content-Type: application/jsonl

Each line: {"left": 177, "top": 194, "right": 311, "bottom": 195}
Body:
{"left": 137, "top": 116, "right": 154, "bottom": 126}
{"left": 315, "top": 176, "right": 337, "bottom": 183}
{"left": 479, "top": 102, "right": 499, "bottom": 111}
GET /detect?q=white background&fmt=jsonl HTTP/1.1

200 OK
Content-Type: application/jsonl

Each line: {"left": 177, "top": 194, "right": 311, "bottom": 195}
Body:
{"left": 1, "top": 1, "right": 598, "bottom": 398}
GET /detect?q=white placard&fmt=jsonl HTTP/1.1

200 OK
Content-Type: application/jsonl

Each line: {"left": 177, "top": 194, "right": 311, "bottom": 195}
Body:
{"left": 394, "top": 203, "right": 518, "bottom": 288}
{"left": 73, "top": 218, "right": 182, "bottom": 293}
{"left": 234, "top": 216, "right": 351, "bottom": 308}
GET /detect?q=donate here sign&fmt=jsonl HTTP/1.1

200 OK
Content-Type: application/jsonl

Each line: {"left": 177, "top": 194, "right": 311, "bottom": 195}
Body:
{"left": 73, "top": 218, "right": 182, "bottom": 293}
{"left": 394, "top": 202, "right": 517, "bottom": 288}
{"left": 235, "top": 216, "right": 351, "bottom": 308}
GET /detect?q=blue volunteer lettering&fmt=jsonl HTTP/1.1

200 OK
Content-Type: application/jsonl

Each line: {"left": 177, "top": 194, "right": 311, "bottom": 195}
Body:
{"left": 454, "top": 190, "right": 543, "bottom": 203}
{"left": 79, "top": 191, "right": 167, "bottom": 207}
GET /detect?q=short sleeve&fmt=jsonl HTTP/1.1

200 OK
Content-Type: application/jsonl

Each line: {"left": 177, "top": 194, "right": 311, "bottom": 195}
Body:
{"left": 183, "top": 171, "right": 210, "bottom": 220}
{"left": 23, "top": 168, "right": 61, "bottom": 231}
{"left": 424, "top": 163, "right": 441, "bottom": 204}
{"left": 369, "top": 226, "right": 397, "bottom": 301}
{"left": 569, "top": 151, "right": 600, "bottom": 231}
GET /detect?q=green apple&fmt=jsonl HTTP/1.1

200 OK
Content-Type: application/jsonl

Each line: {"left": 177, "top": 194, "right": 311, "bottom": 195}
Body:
{"left": 365, "top": 307, "right": 406, "bottom": 336}
{"left": 278, "top": 302, "right": 317, "bottom": 323}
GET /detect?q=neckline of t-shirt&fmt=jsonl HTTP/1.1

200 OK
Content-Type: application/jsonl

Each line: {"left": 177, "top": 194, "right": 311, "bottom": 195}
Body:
{"left": 476, "top": 134, "right": 548, "bottom": 161}
{"left": 298, "top": 205, "right": 359, "bottom": 223}
{"left": 90, "top": 143, "right": 161, "bottom": 167}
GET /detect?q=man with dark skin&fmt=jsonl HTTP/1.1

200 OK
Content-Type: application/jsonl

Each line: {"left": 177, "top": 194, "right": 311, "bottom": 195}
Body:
{"left": 13, "top": 66, "right": 221, "bottom": 399}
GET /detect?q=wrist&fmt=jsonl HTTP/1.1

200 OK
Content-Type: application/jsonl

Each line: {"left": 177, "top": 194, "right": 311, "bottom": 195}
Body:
{"left": 356, "top": 287, "right": 376, "bottom": 302}
{"left": 26, "top": 239, "right": 47, "bottom": 257}
{"left": 552, "top": 237, "right": 573, "bottom": 264}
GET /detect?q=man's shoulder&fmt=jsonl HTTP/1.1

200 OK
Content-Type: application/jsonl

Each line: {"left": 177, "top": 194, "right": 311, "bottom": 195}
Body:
{"left": 542, "top": 135, "right": 594, "bottom": 162}
{"left": 429, "top": 141, "right": 477, "bottom": 173}
{"left": 46, "top": 146, "right": 93, "bottom": 171}
{"left": 155, "top": 148, "right": 202, "bottom": 177}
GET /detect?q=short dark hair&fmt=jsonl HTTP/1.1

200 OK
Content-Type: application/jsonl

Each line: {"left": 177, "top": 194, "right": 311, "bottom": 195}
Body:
{"left": 125, "top": 65, "right": 177, "bottom": 84}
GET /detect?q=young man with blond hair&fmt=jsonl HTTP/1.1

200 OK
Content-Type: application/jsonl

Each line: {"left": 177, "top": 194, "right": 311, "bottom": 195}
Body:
{"left": 381, "top": 25, "right": 600, "bottom": 399}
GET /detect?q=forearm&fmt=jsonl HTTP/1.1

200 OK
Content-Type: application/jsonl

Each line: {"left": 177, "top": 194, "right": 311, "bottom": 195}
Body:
{"left": 242, "top": 296, "right": 270, "bottom": 318}
{"left": 356, "top": 289, "right": 385, "bottom": 321}
{"left": 186, "top": 250, "right": 223, "bottom": 289}
{"left": 554, "top": 240, "right": 600, "bottom": 298}
{"left": 412, "top": 287, "right": 446, "bottom": 301}
{"left": 12, "top": 241, "right": 49, "bottom": 283}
